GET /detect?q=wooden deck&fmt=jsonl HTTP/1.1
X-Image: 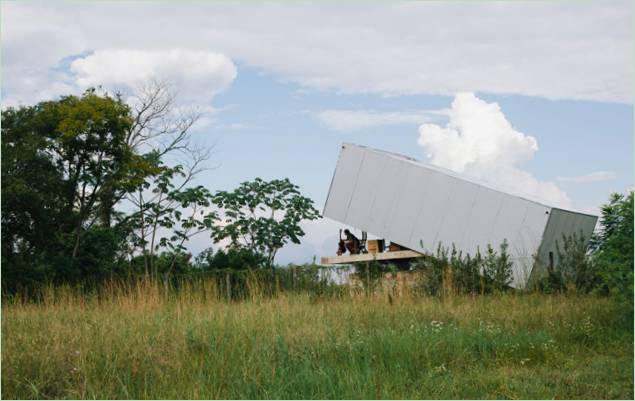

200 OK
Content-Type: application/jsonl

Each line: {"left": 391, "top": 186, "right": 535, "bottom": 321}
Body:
{"left": 320, "top": 250, "right": 424, "bottom": 265}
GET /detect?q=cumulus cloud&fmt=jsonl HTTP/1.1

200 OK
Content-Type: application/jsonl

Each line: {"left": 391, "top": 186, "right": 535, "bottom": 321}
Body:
{"left": 315, "top": 109, "right": 443, "bottom": 131}
{"left": 557, "top": 171, "right": 617, "bottom": 183}
{"left": 418, "top": 93, "right": 571, "bottom": 208}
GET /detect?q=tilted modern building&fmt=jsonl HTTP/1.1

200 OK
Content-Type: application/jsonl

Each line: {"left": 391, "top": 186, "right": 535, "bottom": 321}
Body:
{"left": 322, "top": 143, "right": 598, "bottom": 288}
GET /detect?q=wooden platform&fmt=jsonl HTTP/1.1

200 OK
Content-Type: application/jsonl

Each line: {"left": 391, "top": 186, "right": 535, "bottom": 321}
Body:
{"left": 320, "top": 250, "right": 424, "bottom": 265}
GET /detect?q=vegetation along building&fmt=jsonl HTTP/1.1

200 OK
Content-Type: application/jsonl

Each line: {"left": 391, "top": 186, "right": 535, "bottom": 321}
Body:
{"left": 321, "top": 143, "right": 598, "bottom": 289}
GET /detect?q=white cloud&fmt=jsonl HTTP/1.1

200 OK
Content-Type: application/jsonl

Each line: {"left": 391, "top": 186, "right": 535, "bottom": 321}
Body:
{"left": 315, "top": 109, "right": 443, "bottom": 131}
{"left": 2, "top": 2, "right": 632, "bottom": 104}
{"left": 418, "top": 92, "right": 571, "bottom": 208}
{"left": 70, "top": 49, "right": 236, "bottom": 105}
{"left": 2, "top": 46, "right": 238, "bottom": 131}
{"left": 557, "top": 171, "right": 616, "bottom": 183}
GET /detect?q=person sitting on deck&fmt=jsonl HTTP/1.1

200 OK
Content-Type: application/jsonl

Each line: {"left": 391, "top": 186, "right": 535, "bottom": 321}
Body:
{"left": 336, "top": 229, "right": 361, "bottom": 255}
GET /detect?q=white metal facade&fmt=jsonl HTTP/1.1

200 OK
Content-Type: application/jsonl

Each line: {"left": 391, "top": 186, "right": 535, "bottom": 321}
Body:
{"left": 323, "top": 143, "right": 598, "bottom": 288}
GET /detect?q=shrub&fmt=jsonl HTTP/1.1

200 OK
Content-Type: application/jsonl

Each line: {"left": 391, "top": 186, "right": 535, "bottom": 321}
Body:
{"left": 555, "top": 231, "right": 600, "bottom": 293}
{"left": 482, "top": 240, "right": 513, "bottom": 292}
{"left": 196, "top": 247, "right": 266, "bottom": 270}
{"left": 450, "top": 246, "right": 482, "bottom": 294}
{"left": 413, "top": 241, "right": 513, "bottom": 296}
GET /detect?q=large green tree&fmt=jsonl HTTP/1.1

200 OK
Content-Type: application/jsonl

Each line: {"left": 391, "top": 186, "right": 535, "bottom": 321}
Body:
{"left": 2, "top": 85, "right": 217, "bottom": 292}
{"left": 1, "top": 89, "right": 149, "bottom": 289}
{"left": 211, "top": 178, "right": 320, "bottom": 268}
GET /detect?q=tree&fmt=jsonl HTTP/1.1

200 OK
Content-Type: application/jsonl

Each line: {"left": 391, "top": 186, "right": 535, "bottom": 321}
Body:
{"left": 1, "top": 84, "right": 216, "bottom": 292}
{"left": 593, "top": 191, "right": 633, "bottom": 307}
{"left": 211, "top": 178, "right": 320, "bottom": 268}
{"left": 119, "top": 81, "right": 215, "bottom": 277}
{"left": 1, "top": 89, "right": 152, "bottom": 291}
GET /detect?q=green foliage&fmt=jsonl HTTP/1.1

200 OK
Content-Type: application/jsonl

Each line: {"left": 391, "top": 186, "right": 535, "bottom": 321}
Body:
{"left": 450, "top": 246, "right": 482, "bottom": 294}
{"left": 352, "top": 260, "right": 392, "bottom": 292}
{"left": 483, "top": 240, "right": 514, "bottom": 292}
{"left": 0, "top": 88, "right": 225, "bottom": 292}
{"left": 593, "top": 191, "right": 634, "bottom": 308}
{"left": 195, "top": 247, "right": 266, "bottom": 270}
{"left": 415, "top": 244, "right": 449, "bottom": 296}
{"left": 552, "top": 231, "right": 601, "bottom": 293}
{"left": 129, "top": 252, "right": 193, "bottom": 276}
{"left": 211, "top": 178, "right": 320, "bottom": 267}
{"left": 413, "top": 241, "right": 513, "bottom": 296}
{"left": 1, "top": 90, "right": 142, "bottom": 292}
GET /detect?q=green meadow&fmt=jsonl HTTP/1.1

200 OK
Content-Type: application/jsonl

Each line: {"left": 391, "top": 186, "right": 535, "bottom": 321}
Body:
{"left": 2, "top": 281, "right": 632, "bottom": 399}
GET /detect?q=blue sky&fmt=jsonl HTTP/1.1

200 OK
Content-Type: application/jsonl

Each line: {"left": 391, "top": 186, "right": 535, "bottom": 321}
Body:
{"left": 2, "top": 2, "right": 632, "bottom": 264}
{"left": 198, "top": 66, "right": 633, "bottom": 263}
{"left": 206, "top": 64, "right": 633, "bottom": 207}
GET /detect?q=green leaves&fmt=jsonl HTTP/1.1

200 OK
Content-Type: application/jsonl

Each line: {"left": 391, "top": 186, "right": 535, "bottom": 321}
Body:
{"left": 1, "top": 89, "right": 141, "bottom": 291}
{"left": 211, "top": 177, "right": 320, "bottom": 268}
{"left": 593, "top": 191, "right": 634, "bottom": 308}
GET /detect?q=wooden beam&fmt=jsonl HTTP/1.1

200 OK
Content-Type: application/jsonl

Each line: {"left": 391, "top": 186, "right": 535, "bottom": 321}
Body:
{"left": 320, "top": 250, "right": 424, "bottom": 265}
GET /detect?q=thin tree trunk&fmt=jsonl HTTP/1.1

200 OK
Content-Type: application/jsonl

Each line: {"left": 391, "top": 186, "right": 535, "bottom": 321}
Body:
{"left": 149, "top": 192, "right": 163, "bottom": 275}
{"left": 139, "top": 189, "right": 148, "bottom": 278}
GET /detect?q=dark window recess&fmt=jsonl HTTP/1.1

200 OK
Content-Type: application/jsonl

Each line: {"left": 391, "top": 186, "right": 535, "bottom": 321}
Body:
{"left": 549, "top": 251, "right": 554, "bottom": 271}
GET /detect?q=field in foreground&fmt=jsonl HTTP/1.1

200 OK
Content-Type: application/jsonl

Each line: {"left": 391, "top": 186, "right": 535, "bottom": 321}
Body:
{"left": 2, "top": 284, "right": 633, "bottom": 399}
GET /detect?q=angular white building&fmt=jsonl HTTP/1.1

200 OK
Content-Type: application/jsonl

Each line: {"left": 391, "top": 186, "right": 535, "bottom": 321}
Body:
{"left": 323, "top": 143, "right": 598, "bottom": 288}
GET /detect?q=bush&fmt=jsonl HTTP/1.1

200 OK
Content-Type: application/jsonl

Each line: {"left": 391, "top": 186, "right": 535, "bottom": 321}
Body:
{"left": 196, "top": 247, "right": 266, "bottom": 270}
{"left": 556, "top": 231, "right": 600, "bottom": 292}
{"left": 482, "top": 240, "right": 514, "bottom": 292}
{"left": 412, "top": 241, "right": 513, "bottom": 296}
{"left": 412, "top": 244, "right": 448, "bottom": 296}
{"left": 450, "top": 246, "right": 482, "bottom": 294}
{"left": 352, "top": 260, "right": 395, "bottom": 292}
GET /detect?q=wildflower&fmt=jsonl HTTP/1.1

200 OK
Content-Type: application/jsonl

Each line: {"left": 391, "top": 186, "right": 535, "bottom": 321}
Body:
{"left": 433, "top": 363, "right": 447, "bottom": 373}
{"left": 520, "top": 358, "right": 530, "bottom": 366}
{"left": 430, "top": 320, "right": 444, "bottom": 332}
{"left": 541, "top": 339, "right": 557, "bottom": 351}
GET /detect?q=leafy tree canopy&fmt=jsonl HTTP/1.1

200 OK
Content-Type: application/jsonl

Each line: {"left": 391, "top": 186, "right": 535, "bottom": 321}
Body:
{"left": 211, "top": 178, "right": 320, "bottom": 268}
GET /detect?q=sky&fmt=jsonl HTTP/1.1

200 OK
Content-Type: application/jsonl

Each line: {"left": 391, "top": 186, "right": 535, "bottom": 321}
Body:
{"left": 2, "top": 1, "right": 633, "bottom": 264}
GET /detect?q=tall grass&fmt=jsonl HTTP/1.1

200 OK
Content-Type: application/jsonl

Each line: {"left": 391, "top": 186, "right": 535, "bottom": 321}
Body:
{"left": 2, "top": 278, "right": 632, "bottom": 399}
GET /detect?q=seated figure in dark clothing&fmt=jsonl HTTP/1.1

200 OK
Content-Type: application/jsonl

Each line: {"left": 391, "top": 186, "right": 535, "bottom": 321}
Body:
{"left": 336, "top": 229, "right": 360, "bottom": 255}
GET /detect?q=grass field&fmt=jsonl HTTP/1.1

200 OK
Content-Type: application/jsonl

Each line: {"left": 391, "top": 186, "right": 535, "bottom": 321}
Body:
{"left": 2, "top": 281, "right": 633, "bottom": 399}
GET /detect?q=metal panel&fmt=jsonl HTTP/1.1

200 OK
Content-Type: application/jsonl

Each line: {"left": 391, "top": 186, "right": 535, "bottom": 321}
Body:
{"left": 457, "top": 187, "right": 505, "bottom": 256}
{"left": 433, "top": 179, "right": 480, "bottom": 252}
{"left": 486, "top": 195, "right": 533, "bottom": 288}
{"left": 488, "top": 195, "right": 531, "bottom": 256}
{"left": 367, "top": 156, "right": 407, "bottom": 235}
{"left": 345, "top": 151, "right": 388, "bottom": 229}
{"left": 536, "top": 208, "right": 598, "bottom": 272}
{"left": 508, "top": 202, "right": 549, "bottom": 258}
{"left": 322, "top": 144, "right": 365, "bottom": 222}
{"left": 510, "top": 202, "right": 551, "bottom": 286}
{"left": 384, "top": 160, "right": 433, "bottom": 247}
{"left": 512, "top": 202, "right": 551, "bottom": 259}
{"left": 408, "top": 168, "right": 456, "bottom": 253}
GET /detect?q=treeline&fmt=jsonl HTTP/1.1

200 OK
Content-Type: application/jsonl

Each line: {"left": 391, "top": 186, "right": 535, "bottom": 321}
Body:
{"left": 1, "top": 86, "right": 632, "bottom": 308}
{"left": 1, "top": 85, "right": 319, "bottom": 295}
